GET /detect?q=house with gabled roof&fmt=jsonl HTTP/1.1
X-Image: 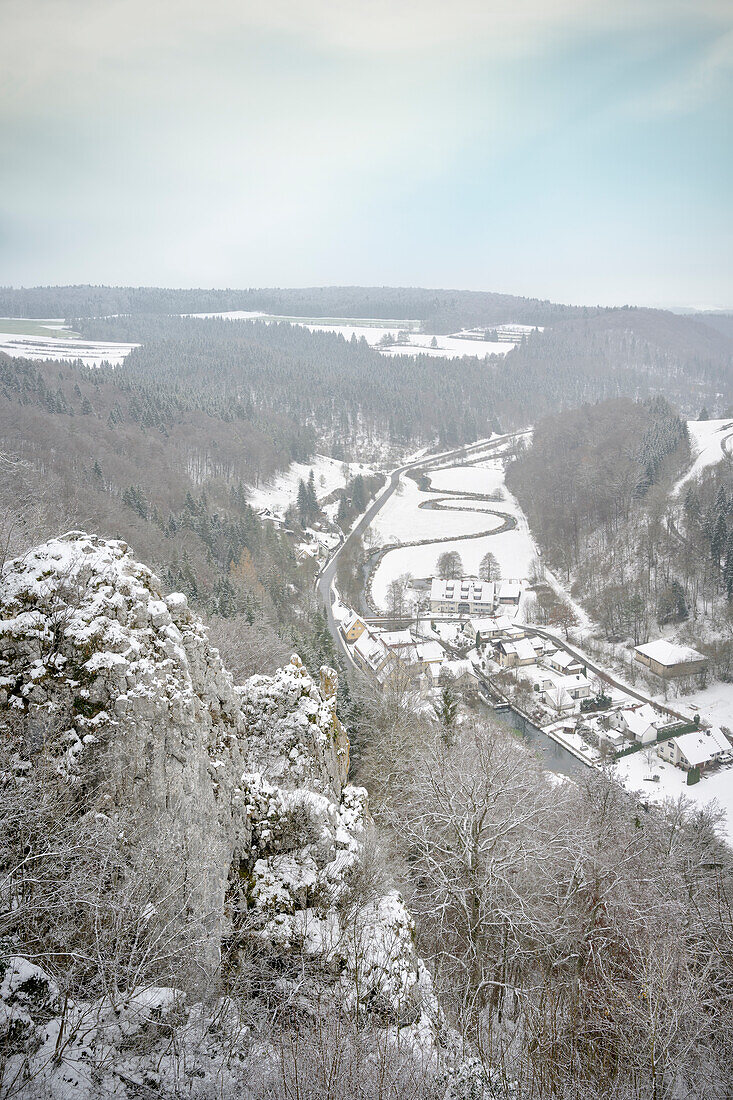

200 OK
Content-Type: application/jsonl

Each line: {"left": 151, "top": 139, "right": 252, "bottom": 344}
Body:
{"left": 657, "top": 728, "right": 730, "bottom": 771}
{"left": 634, "top": 639, "right": 708, "bottom": 680}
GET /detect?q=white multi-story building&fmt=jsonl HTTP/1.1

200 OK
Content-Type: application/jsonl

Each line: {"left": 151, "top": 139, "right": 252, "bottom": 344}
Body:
{"left": 430, "top": 578, "right": 496, "bottom": 617}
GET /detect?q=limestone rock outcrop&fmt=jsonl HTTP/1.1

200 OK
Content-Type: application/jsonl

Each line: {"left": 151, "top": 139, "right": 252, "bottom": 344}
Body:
{"left": 0, "top": 532, "right": 445, "bottom": 1097}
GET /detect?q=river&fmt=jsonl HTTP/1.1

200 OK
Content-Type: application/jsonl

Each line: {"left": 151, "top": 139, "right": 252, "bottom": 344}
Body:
{"left": 491, "top": 705, "right": 589, "bottom": 778}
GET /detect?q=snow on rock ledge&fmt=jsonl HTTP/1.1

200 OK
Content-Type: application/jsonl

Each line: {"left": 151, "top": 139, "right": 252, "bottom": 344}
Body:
{"left": 0, "top": 532, "right": 443, "bottom": 1094}
{"left": 0, "top": 531, "right": 248, "bottom": 975}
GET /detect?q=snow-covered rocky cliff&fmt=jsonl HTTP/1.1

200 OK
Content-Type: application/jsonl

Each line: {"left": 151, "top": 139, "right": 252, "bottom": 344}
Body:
{"left": 0, "top": 532, "right": 444, "bottom": 1098}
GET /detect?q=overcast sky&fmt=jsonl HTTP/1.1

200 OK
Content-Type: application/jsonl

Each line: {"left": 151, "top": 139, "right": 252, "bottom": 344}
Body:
{"left": 1, "top": 0, "right": 731, "bottom": 307}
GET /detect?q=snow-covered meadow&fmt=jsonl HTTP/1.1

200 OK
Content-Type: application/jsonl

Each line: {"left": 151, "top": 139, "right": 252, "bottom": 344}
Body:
{"left": 369, "top": 448, "right": 539, "bottom": 610}
{"left": 615, "top": 748, "right": 733, "bottom": 846}
{"left": 672, "top": 418, "right": 733, "bottom": 495}
{"left": 0, "top": 319, "right": 138, "bottom": 367}
{"left": 247, "top": 454, "right": 373, "bottom": 517}
{"left": 185, "top": 311, "right": 518, "bottom": 359}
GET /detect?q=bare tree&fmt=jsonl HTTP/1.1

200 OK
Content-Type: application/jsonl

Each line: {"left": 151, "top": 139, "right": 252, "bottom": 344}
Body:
{"left": 436, "top": 551, "right": 463, "bottom": 580}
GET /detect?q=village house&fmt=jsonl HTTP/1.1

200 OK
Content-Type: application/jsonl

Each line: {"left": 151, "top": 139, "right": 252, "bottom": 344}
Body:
{"left": 341, "top": 611, "right": 366, "bottom": 645}
{"left": 413, "top": 640, "right": 445, "bottom": 671}
{"left": 543, "top": 685, "right": 576, "bottom": 716}
{"left": 255, "top": 506, "right": 284, "bottom": 528}
{"left": 295, "top": 542, "right": 320, "bottom": 564}
{"left": 430, "top": 578, "right": 496, "bottom": 617}
{"left": 634, "top": 639, "right": 708, "bottom": 680}
{"left": 559, "top": 673, "right": 593, "bottom": 701}
{"left": 503, "top": 624, "right": 528, "bottom": 642}
{"left": 612, "top": 702, "right": 668, "bottom": 745}
{"left": 462, "top": 615, "right": 515, "bottom": 645}
{"left": 494, "top": 637, "right": 538, "bottom": 668}
{"left": 497, "top": 580, "right": 522, "bottom": 606}
{"left": 541, "top": 672, "right": 593, "bottom": 714}
{"left": 379, "top": 628, "right": 418, "bottom": 659}
{"left": 656, "top": 728, "right": 730, "bottom": 772}
{"left": 352, "top": 629, "right": 396, "bottom": 682}
{"left": 597, "top": 727, "right": 628, "bottom": 754}
{"left": 350, "top": 621, "right": 446, "bottom": 688}
{"left": 545, "top": 650, "right": 585, "bottom": 676}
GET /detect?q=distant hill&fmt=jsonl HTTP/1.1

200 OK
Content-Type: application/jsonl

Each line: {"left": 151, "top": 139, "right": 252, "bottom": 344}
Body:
{"left": 696, "top": 312, "right": 733, "bottom": 343}
{"left": 0, "top": 283, "right": 583, "bottom": 330}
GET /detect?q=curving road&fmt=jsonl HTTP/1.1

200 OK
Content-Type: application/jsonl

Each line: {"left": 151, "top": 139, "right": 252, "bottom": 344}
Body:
{"left": 317, "top": 433, "right": 524, "bottom": 661}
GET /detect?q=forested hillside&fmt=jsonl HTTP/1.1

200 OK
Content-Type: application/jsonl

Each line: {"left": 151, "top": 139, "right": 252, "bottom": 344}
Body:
{"left": 76, "top": 315, "right": 502, "bottom": 447}
{"left": 498, "top": 309, "right": 733, "bottom": 422}
{"left": 77, "top": 306, "right": 733, "bottom": 445}
{"left": 507, "top": 398, "right": 733, "bottom": 665}
{"left": 0, "top": 283, "right": 580, "bottom": 330}
{"left": 0, "top": 347, "right": 358, "bottom": 721}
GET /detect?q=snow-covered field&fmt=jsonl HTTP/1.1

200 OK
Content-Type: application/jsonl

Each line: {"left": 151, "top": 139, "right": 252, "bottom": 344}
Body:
{"left": 372, "top": 537, "right": 508, "bottom": 609}
{"left": 0, "top": 324, "right": 138, "bottom": 367}
{"left": 370, "top": 478, "right": 497, "bottom": 544}
{"left": 672, "top": 418, "right": 733, "bottom": 495}
{"left": 247, "top": 454, "right": 373, "bottom": 516}
{"left": 615, "top": 750, "right": 733, "bottom": 845}
{"left": 369, "top": 453, "right": 538, "bottom": 610}
{"left": 185, "top": 312, "right": 517, "bottom": 359}
{"left": 679, "top": 680, "right": 733, "bottom": 733}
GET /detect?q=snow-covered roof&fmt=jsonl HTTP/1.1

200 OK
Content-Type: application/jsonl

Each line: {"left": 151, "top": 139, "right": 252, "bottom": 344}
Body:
{"left": 430, "top": 578, "right": 495, "bottom": 605}
{"left": 558, "top": 673, "right": 592, "bottom": 691}
{"left": 415, "top": 641, "right": 444, "bottom": 664}
{"left": 498, "top": 580, "right": 521, "bottom": 600}
{"left": 353, "top": 631, "right": 390, "bottom": 670}
{"left": 378, "top": 629, "right": 415, "bottom": 650}
{"left": 673, "top": 728, "right": 729, "bottom": 767}
{"left": 465, "top": 616, "right": 502, "bottom": 633}
{"left": 635, "top": 639, "right": 706, "bottom": 666}
{"left": 342, "top": 610, "right": 363, "bottom": 632}
{"left": 623, "top": 710, "right": 656, "bottom": 738}
{"left": 550, "top": 650, "right": 583, "bottom": 671}
{"left": 636, "top": 702, "right": 664, "bottom": 725}
{"left": 545, "top": 686, "right": 574, "bottom": 710}
{"left": 514, "top": 638, "right": 537, "bottom": 662}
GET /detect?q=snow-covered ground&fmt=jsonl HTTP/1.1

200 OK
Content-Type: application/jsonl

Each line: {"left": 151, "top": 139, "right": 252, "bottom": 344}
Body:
{"left": 247, "top": 454, "right": 373, "bottom": 516}
{"left": 672, "top": 418, "right": 733, "bottom": 495}
{"left": 0, "top": 318, "right": 139, "bottom": 367}
{"left": 185, "top": 312, "right": 517, "bottom": 359}
{"left": 367, "top": 331, "right": 516, "bottom": 359}
{"left": 369, "top": 452, "right": 538, "bottom": 610}
{"left": 0, "top": 329, "right": 139, "bottom": 367}
{"left": 370, "top": 478, "right": 497, "bottom": 544}
{"left": 372, "top": 537, "right": 510, "bottom": 610}
{"left": 679, "top": 681, "right": 733, "bottom": 733}
{"left": 615, "top": 750, "right": 733, "bottom": 845}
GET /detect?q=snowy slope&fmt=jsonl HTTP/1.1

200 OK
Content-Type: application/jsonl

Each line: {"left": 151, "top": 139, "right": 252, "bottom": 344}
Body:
{"left": 672, "top": 419, "right": 733, "bottom": 495}
{"left": 247, "top": 455, "right": 373, "bottom": 516}
{"left": 185, "top": 311, "right": 517, "bottom": 359}
{"left": 0, "top": 329, "right": 138, "bottom": 366}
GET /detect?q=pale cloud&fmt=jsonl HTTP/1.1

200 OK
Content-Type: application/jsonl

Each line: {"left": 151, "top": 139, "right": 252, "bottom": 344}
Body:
{"left": 0, "top": 0, "right": 730, "bottom": 299}
{"left": 3, "top": 0, "right": 732, "bottom": 75}
{"left": 637, "top": 26, "right": 733, "bottom": 114}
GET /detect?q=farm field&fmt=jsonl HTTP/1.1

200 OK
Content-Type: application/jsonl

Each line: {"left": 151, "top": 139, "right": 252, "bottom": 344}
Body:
{"left": 186, "top": 311, "right": 517, "bottom": 359}
{"left": 369, "top": 447, "right": 539, "bottom": 610}
{"left": 0, "top": 318, "right": 138, "bottom": 366}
